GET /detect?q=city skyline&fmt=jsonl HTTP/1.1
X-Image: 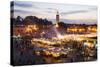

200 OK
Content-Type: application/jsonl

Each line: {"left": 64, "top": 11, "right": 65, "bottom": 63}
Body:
{"left": 12, "top": 1, "right": 97, "bottom": 24}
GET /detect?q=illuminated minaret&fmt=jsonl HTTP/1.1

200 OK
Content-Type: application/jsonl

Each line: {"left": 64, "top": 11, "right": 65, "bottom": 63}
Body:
{"left": 56, "top": 10, "right": 59, "bottom": 23}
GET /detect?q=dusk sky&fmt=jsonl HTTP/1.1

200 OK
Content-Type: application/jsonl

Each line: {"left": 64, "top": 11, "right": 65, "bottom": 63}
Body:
{"left": 12, "top": 1, "right": 97, "bottom": 24}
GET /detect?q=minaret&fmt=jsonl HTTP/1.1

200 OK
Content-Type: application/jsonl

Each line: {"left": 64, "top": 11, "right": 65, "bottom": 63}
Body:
{"left": 56, "top": 10, "right": 59, "bottom": 23}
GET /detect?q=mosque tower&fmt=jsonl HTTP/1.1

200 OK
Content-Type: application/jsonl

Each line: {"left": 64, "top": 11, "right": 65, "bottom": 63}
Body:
{"left": 56, "top": 10, "right": 59, "bottom": 23}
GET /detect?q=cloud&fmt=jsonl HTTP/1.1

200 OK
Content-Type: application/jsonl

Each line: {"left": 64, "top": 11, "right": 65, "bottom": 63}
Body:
{"left": 41, "top": 8, "right": 59, "bottom": 14}
{"left": 44, "top": 10, "right": 54, "bottom": 13}
{"left": 14, "top": 9, "right": 31, "bottom": 13}
{"left": 60, "top": 6, "right": 97, "bottom": 15}
{"left": 43, "top": 9, "right": 90, "bottom": 15}
{"left": 47, "top": 8, "right": 57, "bottom": 11}
{"left": 13, "top": 9, "right": 45, "bottom": 16}
{"left": 14, "top": 1, "right": 33, "bottom": 7}
{"left": 61, "top": 10, "right": 90, "bottom": 15}
{"left": 89, "top": 7, "right": 97, "bottom": 10}
{"left": 45, "top": 6, "right": 97, "bottom": 15}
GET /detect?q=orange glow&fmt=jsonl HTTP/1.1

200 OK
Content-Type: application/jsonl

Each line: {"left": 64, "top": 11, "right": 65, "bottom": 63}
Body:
{"left": 25, "top": 25, "right": 38, "bottom": 33}
{"left": 79, "top": 28, "right": 85, "bottom": 32}
{"left": 25, "top": 27, "right": 32, "bottom": 33}
{"left": 67, "top": 27, "right": 87, "bottom": 33}
{"left": 28, "top": 25, "right": 38, "bottom": 30}
{"left": 84, "top": 42, "right": 94, "bottom": 48}
{"left": 33, "top": 25, "right": 38, "bottom": 30}
{"left": 91, "top": 28, "right": 97, "bottom": 32}
{"left": 57, "top": 34, "right": 64, "bottom": 39}
{"left": 52, "top": 53, "right": 60, "bottom": 57}
{"left": 55, "top": 23, "right": 59, "bottom": 28}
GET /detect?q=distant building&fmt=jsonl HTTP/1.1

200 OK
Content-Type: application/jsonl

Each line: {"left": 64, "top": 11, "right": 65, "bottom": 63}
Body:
{"left": 56, "top": 10, "right": 59, "bottom": 23}
{"left": 13, "top": 25, "right": 26, "bottom": 36}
